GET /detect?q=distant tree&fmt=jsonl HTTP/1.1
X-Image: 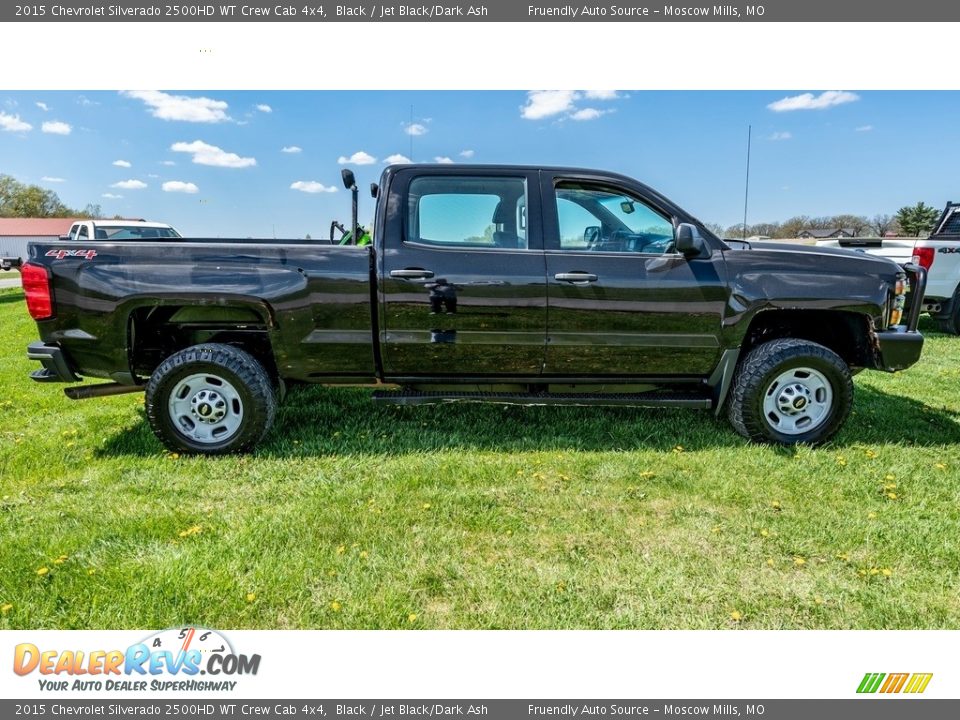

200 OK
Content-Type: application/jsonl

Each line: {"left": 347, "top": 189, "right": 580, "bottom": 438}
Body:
{"left": 871, "top": 213, "right": 897, "bottom": 237}
{"left": 81, "top": 203, "right": 102, "bottom": 219}
{"left": 749, "top": 222, "right": 781, "bottom": 238}
{"left": 0, "top": 173, "right": 76, "bottom": 217}
{"left": 833, "top": 214, "right": 869, "bottom": 237}
{"left": 305, "top": 233, "right": 312, "bottom": 240}
{"left": 896, "top": 202, "right": 939, "bottom": 237}
{"left": 724, "top": 223, "right": 747, "bottom": 239}
{"left": 703, "top": 223, "right": 725, "bottom": 237}
{"left": 777, "top": 216, "right": 811, "bottom": 238}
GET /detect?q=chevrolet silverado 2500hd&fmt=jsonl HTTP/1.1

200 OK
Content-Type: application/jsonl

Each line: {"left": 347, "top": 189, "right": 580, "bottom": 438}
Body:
{"left": 23, "top": 165, "right": 926, "bottom": 454}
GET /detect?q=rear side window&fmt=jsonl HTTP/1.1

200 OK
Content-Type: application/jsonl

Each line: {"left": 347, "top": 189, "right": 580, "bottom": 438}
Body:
{"left": 76, "top": 225, "right": 88, "bottom": 240}
{"left": 407, "top": 176, "right": 528, "bottom": 249}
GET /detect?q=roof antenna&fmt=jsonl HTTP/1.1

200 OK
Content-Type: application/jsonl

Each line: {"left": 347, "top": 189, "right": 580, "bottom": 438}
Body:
{"left": 742, "top": 125, "right": 752, "bottom": 241}
{"left": 409, "top": 104, "right": 414, "bottom": 161}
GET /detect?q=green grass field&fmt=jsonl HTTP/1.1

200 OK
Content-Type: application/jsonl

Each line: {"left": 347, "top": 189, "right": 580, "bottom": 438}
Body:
{"left": 1, "top": 286, "right": 959, "bottom": 629}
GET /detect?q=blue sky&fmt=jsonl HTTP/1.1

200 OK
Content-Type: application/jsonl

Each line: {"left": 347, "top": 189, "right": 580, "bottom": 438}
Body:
{"left": 1, "top": 90, "right": 959, "bottom": 237}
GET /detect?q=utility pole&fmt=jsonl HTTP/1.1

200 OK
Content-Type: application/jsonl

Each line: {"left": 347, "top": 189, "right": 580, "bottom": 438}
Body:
{"left": 743, "top": 125, "right": 752, "bottom": 240}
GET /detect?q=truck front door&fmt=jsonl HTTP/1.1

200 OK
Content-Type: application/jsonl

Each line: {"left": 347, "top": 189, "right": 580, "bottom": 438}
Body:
{"left": 380, "top": 169, "right": 547, "bottom": 377}
{"left": 542, "top": 174, "right": 728, "bottom": 376}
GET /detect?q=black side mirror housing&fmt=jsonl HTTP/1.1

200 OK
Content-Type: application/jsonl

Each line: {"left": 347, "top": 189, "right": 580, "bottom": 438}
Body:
{"left": 676, "top": 223, "right": 706, "bottom": 257}
{"left": 341, "top": 169, "right": 356, "bottom": 190}
{"left": 370, "top": 183, "right": 379, "bottom": 199}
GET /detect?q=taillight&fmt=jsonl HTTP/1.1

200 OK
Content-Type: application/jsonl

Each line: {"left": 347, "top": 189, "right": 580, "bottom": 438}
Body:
{"left": 21, "top": 262, "right": 54, "bottom": 320}
{"left": 912, "top": 245, "right": 935, "bottom": 271}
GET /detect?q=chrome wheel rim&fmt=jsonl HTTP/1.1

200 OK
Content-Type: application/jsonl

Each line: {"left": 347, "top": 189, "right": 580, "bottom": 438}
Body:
{"left": 168, "top": 373, "right": 244, "bottom": 444}
{"left": 761, "top": 367, "right": 833, "bottom": 436}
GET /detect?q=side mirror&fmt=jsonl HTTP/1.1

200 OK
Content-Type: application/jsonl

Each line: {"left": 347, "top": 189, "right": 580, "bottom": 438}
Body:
{"left": 341, "top": 168, "right": 356, "bottom": 190}
{"left": 676, "top": 223, "right": 706, "bottom": 257}
{"left": 584, "top": 226, "right": 601, "bottom": 245}
{"left": 370, "top": 182, "right": 379, "bottom": 199}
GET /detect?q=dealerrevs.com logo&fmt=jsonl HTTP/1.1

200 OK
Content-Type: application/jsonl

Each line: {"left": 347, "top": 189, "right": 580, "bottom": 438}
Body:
{"left": 13, "top": 627, "right": 260, "bottom": 693}
{"left": 857, "top": 672, "right": 933, "bottom": 694}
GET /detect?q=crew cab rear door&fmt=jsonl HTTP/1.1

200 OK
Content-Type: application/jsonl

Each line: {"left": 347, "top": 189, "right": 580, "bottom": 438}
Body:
{"left": 542, "top": 172, "right": 727, "bottom": 376}
{"left": 379, "top": 168, "right": 546, "bottom": 376}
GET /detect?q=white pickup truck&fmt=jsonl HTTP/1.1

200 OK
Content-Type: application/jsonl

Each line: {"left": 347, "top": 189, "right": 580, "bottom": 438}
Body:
{"left": 65, "top": 219, "right": 181, "bottom": 242}
{"left": 817, "top": 203, "right": 960, "bottom": 334}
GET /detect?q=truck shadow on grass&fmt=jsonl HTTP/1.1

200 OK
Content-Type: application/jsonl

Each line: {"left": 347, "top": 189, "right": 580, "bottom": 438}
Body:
{"left": 98, "top": 382, "right": 960, "bottom": 458}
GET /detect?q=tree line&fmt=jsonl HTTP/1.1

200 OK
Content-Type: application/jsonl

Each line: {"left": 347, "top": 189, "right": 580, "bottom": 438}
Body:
{"left": 0, "top": 174, "right": 104, "bottom": 220}
{"left": 710, "top": 202, "right": 942, "bottom": 239}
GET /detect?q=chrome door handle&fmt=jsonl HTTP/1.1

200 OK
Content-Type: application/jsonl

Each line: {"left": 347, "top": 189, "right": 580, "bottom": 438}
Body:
{"left": 390, "top": 268, "right": 435, "bottom": 279}
{"left": 555, "top": 272, "right": 598, "bottom": 283}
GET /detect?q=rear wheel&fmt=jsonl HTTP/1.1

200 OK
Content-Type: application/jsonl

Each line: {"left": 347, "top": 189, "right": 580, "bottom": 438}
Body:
{"left": 146, "top": 343, "right": 276, "bottom": 455}
{"left": 727, "top": 338, "right": 853, "bottom": 446}
{"left": 934, "top": 295, "right": 960, "bottom": 335}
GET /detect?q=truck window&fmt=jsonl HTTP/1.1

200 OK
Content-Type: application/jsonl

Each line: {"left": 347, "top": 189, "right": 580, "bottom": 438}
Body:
{"left": 407, "top": 176, "right": 528, "bottom": 249}
{"left": 77, "top": 225, "right": 89, "bottom": 240}
{"left": 553, "top": 183, "right": 674, "bottom": 254}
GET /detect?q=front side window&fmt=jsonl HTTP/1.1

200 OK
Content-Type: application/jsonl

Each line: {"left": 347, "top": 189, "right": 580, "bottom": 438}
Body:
{"left": 554, "top": 182, "right": 674, "bottom": 254}
{"left": 407, "top": 176, "right": 528, "bottom": 249}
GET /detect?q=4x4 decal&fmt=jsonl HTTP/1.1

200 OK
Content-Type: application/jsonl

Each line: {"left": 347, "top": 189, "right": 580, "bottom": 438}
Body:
{"left": 45, "top": 249, "right": 98, "bottom": 260}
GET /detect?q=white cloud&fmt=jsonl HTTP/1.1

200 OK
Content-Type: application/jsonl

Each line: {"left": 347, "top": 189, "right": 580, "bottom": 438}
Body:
{"left": 256, "top": 104, "right": 272, "bottom": 113}
{"left": 147, "top": 173, "right": 160, "bottom": 178}
{"left": 383, "top": 154, "right": 412, "bottom": 165}
{"left": 770, "top": 131, "right": 793, "bottom": 141}
{"left": 171, "top": 140, "right": 256, "bottom": 168}
{"left": 856, "top": 125, "right": 874, "bottom": 132}
{"left": 281, "top": 145, "right": 302, "bottom": 153}
{"left": 767, "top": 91, "right": 859, "bottom": 112}
{"left": 337, "top": 151, "right": 376, "bottom": 165}
{"left": 521, "top": 90, "right": 579, "bottom": 120}
{"left": 77, "top": 95, "right": 99, "bottom": 107}
{"left": 111, "top": 179, "right": 147, "bottom": 190}
{"left": 459, "top": 149, "right": 475, "bottom": 158}
{"left": 122, "top": 90, "right": 230, "bottom": 123}
{"left": 42, "top": 121, "right": 72, "bottom": 135}
{"left": 101, "top": 193, "right": 123, "bottom": 199}
{"left": 41, "top": 176, "right": 65, "bottom": 183}
{"left": 405, "top": 122, "right": 428, "bottom": 136}
{"left": 36, "top": 101, "right": 50, "bottom": 111}
{"left": 0, "top": 112, "right": 32, "bottom": 132}
{"left": 435, "top": 156, "right": 455, "bottom": 164}
{"left": 163, "top": 180, "right": 199, "bottom": 194}
{"left": 160, "top": 160, "right": 176, "bottom": 166}
{"left": 113, "top": 159, "right": 132, "bottom": 168}
{"left": 583, "top": 90, "right": 621, "bottom": 100}
{"left": 570, "top": 108, "right": 608, "bottom": 121}
{"left": 290, "top": 180, "right": 338, "bottom": 194}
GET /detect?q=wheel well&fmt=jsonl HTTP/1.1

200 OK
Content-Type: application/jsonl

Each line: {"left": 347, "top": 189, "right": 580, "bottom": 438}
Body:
{"left": 740, "top": 310, "right": 876, "bottom": 369}
{"left": 128, "top": 305, "right": 278, "bottom": 381}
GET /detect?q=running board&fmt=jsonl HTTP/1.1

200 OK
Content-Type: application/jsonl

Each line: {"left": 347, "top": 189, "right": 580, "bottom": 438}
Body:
{"left": 372, "top": 389, "right": 712, "bottom": 409}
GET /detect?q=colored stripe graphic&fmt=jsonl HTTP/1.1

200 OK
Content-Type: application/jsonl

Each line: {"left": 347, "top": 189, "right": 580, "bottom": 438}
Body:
{"left": 880, "top": 673, "right": 909, "bottom": 693}
{"left": 904, "top": 673, "right": 934, "bottom": 694}
{"left": 857, "top": 673, "right": 885, "bottom": 693}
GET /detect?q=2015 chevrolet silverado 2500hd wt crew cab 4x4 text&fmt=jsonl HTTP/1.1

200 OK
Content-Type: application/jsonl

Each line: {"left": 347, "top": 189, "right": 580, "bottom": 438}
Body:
{"left": 817, "top": 202, "right": 960, "bottom": 334}
{"left": 22, "top": 165, "right": 927, "bottom": 454}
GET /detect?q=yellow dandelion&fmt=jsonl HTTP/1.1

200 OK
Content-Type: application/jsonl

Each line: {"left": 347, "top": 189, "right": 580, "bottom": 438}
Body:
{"left": 407, "top": 613, "right": 418, "bottom": 623}
{"left": 516, "top": 470, "right": 524, "bottom": 476}
{"left": 729, "top": 610, "right": 742, "bottom": 622}
{"left": 864, "top": 449, "right": 877, "bottom": 459}
{"left": 760, "top": 529, "right": 769, "bottom": 538}
{"left": 868, "top": 512, "right": 877, "bottom": 519}
{"left": 836, "top": 552, "right": 849, "bottom": 562}
{"left": 881, "top": 568, "right": 892, "bottom": 577}
{"left": 884, "top": 474, "right": 895, "bottom": 481}
{"left": 673, "top": 445, "right": 684, "bottom": 453}
{"left": 422, "top": 503, "right": 431, "bottom": 510}
{"left": 1, "top": 603, "right": 12, "bottom": 614}
{"left": 711, "top": 525, "right": 721, "bottom": 534}
{"left": 167, "top": 452, "right": 180, "bottom": 460}
{"left": 246, "top": 593, "right": 257, "bottom": 603}
{"left": 766, "top": 558, "right": 775, "bottom": 567}
{"left": 36, "top": 567, "right": 49, "bottom": 576}
{"left": 858, "top": 569, "right": 867, "bottom": 577}
{"left": 556, "top": 581, "right": 566, "bottom": 592}
{"left": 794, "top": 557, "right": 806, "bottom": 567}
{"left": 351, "top": 542, "right": 359, "bottom": 548}
{"left": 87, "top": 568, "right": 96, "bottom": 576}
{"left": 639, "top": 471, "right": 656, "bottom": 479}
{"left": 883, "top": 483, "right": 897, "bottom": 491}
{"left": 53, "top": 555, "right": 68, "bottom": 565}
{"left": 836, "top": 456, "right": 847, "bottom": 467}
{"left": 330, "top": 601, "right": 342, "bottom": 612}
{"left": 869, "top": 568, "right": 880, "bottom": 576}
{"left": 934, "top": 463, "right": 947, "bottom": 470}
{"left": 359, "top": 551, "right": 369, "bottom": 559}
{"left": 771, "top": 500, "right": 782, "bottom": 510}
{"left": 886, "top": 492, "right": 898, "bottom": 500}
{"left": 336, "top": 545, "right": 346, "bottom": 555}
{"left": 327, "top": 570, "right": 336, "bottom": 577}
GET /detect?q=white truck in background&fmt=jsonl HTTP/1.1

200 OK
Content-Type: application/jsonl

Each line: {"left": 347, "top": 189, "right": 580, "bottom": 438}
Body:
{"left": 817, "top": 203, "right": 960, "bottom": 334}
{"left": 65, "top": 220, "right": 181, "bottom": 242}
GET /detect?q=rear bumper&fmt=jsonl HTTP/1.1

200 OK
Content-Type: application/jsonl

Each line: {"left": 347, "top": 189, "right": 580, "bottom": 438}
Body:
{"left": 874, "top": 328, "right": 924, "bottom": 372}
{"left": 27, "top": 342, "right": 80, "bottom": 383}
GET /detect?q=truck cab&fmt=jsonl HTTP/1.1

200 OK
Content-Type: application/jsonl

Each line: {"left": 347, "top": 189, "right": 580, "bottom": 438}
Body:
{"left": 65, "top": 220, "right": 181, "bottom": 241}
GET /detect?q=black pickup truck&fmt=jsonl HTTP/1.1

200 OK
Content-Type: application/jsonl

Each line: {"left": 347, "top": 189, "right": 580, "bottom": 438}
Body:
{"left": 22, "top": 164, "right": 926, "bottom": 454}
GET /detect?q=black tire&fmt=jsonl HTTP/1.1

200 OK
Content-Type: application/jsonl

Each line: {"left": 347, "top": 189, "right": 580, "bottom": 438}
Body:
{"left": 146, "top": 343, "right": 276, "bottom": 455}
{"left": 934, "top": 298, "right": 960, "bottom": 335}
{"left": 727, "top": 338, "right": 853, "bottom": 446}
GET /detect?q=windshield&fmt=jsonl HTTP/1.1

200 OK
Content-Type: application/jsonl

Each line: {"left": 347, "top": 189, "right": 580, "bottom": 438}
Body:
{"left": 93, "top": 225, "right": 181, "bottom": 240}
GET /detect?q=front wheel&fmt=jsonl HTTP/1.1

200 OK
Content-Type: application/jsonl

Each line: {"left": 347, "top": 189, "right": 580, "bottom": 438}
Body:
{"left": 727, "top": 338, "right": 853, "bottom": 446}
{"left": 145, "top": 343, "right": 277, "bottom": 455}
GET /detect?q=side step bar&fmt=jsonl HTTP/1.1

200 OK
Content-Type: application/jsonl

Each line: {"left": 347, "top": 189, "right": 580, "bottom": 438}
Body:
{"left": 372, "top": 389, "right": 712, "bottom": 409}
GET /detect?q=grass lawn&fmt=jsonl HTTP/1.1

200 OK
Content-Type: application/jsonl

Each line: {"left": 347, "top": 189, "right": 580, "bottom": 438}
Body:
{"left": 1, "top": 286, "right": 959, "bottom": 630}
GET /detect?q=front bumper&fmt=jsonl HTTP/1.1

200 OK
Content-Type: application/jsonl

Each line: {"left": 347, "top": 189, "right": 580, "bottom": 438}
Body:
{"left": 27, "top": 342, "right": 80, "bottom": 383}
{"left": 874, "top": 327, "right": 924, "bottom": 372}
